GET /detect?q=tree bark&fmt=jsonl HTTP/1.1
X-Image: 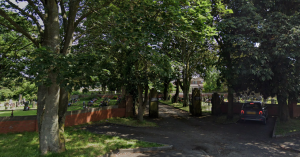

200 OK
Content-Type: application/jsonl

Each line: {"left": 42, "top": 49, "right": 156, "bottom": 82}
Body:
{"left": 227, "top": 87, "right": 234, "bottom": 119}
{"left": 39, "top": 73, "right": 61, "bottom": 155}
{"left": 174, "top": 79, "right": 180, "bottom": 103}
{"left": 277, "top": 94, "right": 290, "bottom": 122}
{"left": 38, "top": 0, "right": 62, "bottom": 154}
{"left": 163, "top": 79, "right": 170, "bottom": 100}
{"left": 58, "top": 88, "right": 69, "bottom": 152}
{"left": 182, "top": 76, "right": 191, "bottom": 107}
{"left": 137, "top": 84, "right": 149, "bottom": 122}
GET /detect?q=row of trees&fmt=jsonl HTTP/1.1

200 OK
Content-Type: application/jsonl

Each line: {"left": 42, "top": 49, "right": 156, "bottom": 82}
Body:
{"left": 0, "top": 0, "right": 229, "bottom": 155}
{"left": 2, "top": 0, "right": 299, "bottom": 155}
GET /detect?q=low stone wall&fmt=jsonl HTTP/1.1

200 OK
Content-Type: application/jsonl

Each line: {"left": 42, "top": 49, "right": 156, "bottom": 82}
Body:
{"left": 0, "top": 105, "right": 126, "bottom": 134}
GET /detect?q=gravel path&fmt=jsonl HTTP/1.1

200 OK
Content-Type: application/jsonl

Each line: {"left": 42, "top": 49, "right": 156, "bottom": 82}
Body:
{"left": 85, "top": 103, "right": 300, "bottom": 157}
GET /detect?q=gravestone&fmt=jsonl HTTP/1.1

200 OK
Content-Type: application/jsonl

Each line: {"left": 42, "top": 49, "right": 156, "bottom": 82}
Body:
{"left": 190, "top": 88, "right": 202, "bottom": 116}
{"left": 19, "top": 94, "right": 22, "bottom": 103}
{"left": 16, "top": 101, "right": 19, "bottom": 107}
{"left": 11, "top": 103, "right": 15, "bottom": 109}
{"left": 32, "top": 101, "right": 36, "bottom": 108}
{"left": 149, "top": 88, "right": 159, "bottom": 118}
{"left": 211, "top": 93, "right": 221, "bottom": 116}
{"left": 9, "top": 99, "right": 13, "bottom": 104}
{"left": 4, "top": 102, "right": 9, "bottom": 110}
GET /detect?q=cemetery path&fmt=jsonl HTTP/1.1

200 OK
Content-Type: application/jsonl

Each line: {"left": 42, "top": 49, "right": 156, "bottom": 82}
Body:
{"left": 85, "top": 103, "right": 300, "bottom": 157}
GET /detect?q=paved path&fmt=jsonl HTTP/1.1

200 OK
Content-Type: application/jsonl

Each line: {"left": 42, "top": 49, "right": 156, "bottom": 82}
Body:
{"left": 85, "top": 103, "right": 300, "bottom": 157}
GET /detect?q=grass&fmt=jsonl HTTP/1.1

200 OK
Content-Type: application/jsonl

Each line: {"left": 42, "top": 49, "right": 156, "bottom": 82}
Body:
{"left": 0, "top": 126, "right": 163, "bottom": 157}
{"left": 74, "top": 117, "right": 158, "bottom": 128}
{"left": 0, "top": 96, "right": 119, "bottom": 117}
{"left": 275, "top": 117, "right": 300, "bottom": 136}
{"left": 104, "top": 117, "right": 158, "bottom": 127}
{"left": 159, "top": 100, "right": 212, "bottom": 114}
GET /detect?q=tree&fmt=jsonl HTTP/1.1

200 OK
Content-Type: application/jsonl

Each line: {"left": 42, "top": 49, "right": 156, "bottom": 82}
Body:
{"left": 216, "top": 0, "right": 300, "bottom": 121}
{"left": 0, "top": 0, "right": 111, "bottom": 154}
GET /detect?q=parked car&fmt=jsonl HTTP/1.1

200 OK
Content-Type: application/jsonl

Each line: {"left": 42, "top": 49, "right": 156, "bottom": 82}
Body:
{"left": 240, "top": 101, "right": 268, "bottom": 125}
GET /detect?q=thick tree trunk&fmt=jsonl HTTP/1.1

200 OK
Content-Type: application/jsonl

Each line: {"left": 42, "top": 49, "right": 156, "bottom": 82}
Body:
{"left": 58, "top": 88, "right": 69, "bottom": 152}
{"left": 38, "top": 1, "right": 62, "bottom": 154}
{"left": 39, "top": 73, "right": 61, "bottom": 155}
{"left": 277, "top": 94, "right": 290, "bottom": 122}
{"left": 137, "top": 84, "right": 149, "bottom": 122}
{"left": 182, "top": 77, "right": 191, "bottom": 107}
{"left": 163, "top": 80, "right": 170, "bottom": 100}
{"left": 227, "top": 88, "right": 234, "bottom": 119}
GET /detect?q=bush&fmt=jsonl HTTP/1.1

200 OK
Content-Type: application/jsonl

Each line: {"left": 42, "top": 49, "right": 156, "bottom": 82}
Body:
{"left": 112, "top": 95, "right": 118, "bottom": 99}
{"left": 71, "top": 90, "right": 81, "bottom": 95}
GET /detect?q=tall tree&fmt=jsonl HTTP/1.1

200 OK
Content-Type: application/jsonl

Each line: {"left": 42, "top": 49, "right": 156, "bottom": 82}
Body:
{"left": 0, "top": 0, "right": 110, "bottom": 154}
{"left": 216, "top": 0, "right": 300, "bottom": 121}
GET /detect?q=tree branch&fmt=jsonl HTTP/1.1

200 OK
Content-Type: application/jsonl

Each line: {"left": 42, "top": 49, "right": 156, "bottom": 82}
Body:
{"left": 0, "top": 10, "right": 38, "bottom": 47}
{"left": 74, "top": 1, "right": 111, "bottom": 28}
{"left": 5, "top": 0, "right": 43, "bottom": 36}
{"left": 4, "top": 34, "right": 24, "bottom": 54}
{"left": 59, "top": 0, "right": 68, "bottom": 33}
{"left": 26, "top": 0, "right": 45, "bottom": 21}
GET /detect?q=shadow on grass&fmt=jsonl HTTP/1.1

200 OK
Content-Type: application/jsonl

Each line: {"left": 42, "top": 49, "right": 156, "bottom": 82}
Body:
{"left": 0, "top": 126, "right": 161, "bottom": 157}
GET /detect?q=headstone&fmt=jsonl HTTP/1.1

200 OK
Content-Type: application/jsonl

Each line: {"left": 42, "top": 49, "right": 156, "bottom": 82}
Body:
{"left": 19, "top": 94, "right": 22, "bottom": 102}
{"left": 190, "top": 88, "right": 202, "bottom": 116}
{"left": 9, "top": 99, "right": 13, "bottom": 104}
{"left": 32, "top": 101, "right": 36, "bottom": 108}
{"left": 4, "top": 102, "right": 9, "bottom": 110}
{"left": 149, "top": 88, "right": 159, "bottom": 118}
{"left": 11, "top": 103, "right": 16, "bottom": 109}
{"left": 16, "top": 101, "right": 19, "bottom": 107}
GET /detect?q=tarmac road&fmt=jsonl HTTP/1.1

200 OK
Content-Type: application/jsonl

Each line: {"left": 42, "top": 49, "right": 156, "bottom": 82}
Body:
{"left": 85, "top": 103, "right": 300, "bottom": 157}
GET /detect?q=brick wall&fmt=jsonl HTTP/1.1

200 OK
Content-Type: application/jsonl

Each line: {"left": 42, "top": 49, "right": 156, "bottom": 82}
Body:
{"left": 221, "top": 102, "right": 279, "bottom": 116}
{"left": 0, "top": 105, "right": 126, "bottom": 134}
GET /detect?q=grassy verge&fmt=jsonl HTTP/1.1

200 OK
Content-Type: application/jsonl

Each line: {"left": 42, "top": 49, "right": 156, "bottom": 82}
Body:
{"left": 275, "top": 117, "right": 300, "bottom": 136}
{"left": 0, "top": 126, "right": 163, "bottom": 157}
{"left": 105, "top": 117, "right": 158, "bottom": 127}
{"left": 159, "top": 100, "right": 211, "bottom": 114}
{"left": 75, "top": 117, "right": 158, "bottom": 128}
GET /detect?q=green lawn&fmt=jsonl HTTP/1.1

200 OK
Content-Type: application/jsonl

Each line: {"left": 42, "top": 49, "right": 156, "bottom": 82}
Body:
{"left": 275, "top": 117, "right": 300, "bottom": 136}
{"left": 0, "top": 97, "right": 119, "bottom": 117}
{"left": 0, "top": 125, "right": 162, "bottom": 157}
{"left": 159, "top": 100, "right": 211, "bottom": 114}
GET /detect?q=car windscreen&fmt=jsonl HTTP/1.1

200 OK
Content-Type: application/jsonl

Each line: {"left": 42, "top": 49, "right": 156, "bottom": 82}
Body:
{"left": 243, "top": 103, "right": 262, "bottom": 109}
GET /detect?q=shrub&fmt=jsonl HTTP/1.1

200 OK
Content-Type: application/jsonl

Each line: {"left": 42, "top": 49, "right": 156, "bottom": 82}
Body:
{"left": 112, "top": 95, "right": 118, "bottom": 99}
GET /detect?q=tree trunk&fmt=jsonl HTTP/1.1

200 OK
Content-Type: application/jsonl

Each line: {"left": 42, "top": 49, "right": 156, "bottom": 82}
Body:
{"left": 38, "top": 73, "right": 61, "bottom": 155}
{"left": 121, "top": 86, "right": 126, "bottom": 97}
{"left": 227, "top": 87, "right": 234, "bottom": 119}
{"left": 163, "top": 79, "right": 170, "bottom": 100}
{"left": 182, "top": 76, "right": 191, "bottom": 107}
{"left": 277, "top": 94, "right": 290, "bottom": 122}
{"left": 174, "top": 79, "right": 179, "bottom": 103}
{"left": 102, "top": 86, "right": 106, "bottom": 94}
{"left": 58, "top": 88, "right": 69, "bottom": 152}
{"left": 38, "top": 1, "right": 62, "bottom": 154}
